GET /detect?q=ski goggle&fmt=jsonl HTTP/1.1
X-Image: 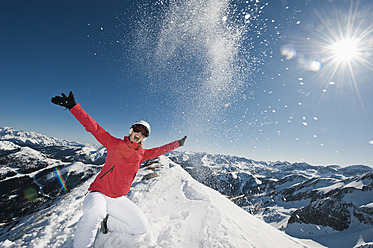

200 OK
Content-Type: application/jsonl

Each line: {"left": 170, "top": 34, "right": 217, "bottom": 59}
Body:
{"left": 132, "top": 124, "right": 149, "bottom": 137}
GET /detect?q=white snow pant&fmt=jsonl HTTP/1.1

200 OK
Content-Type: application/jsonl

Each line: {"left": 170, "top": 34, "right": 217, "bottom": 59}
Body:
{"left": 73, "top": 191, "right": 149, "bottom": 248}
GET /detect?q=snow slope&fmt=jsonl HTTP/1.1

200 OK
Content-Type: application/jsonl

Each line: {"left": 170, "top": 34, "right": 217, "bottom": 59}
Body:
{"left": 0, "top": 156, "right": 308, "bottom": 248}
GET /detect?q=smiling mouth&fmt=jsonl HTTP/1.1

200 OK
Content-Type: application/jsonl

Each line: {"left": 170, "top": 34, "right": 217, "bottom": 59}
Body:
{"left": 133, "top": 134, "right": 141, "bottom": 142}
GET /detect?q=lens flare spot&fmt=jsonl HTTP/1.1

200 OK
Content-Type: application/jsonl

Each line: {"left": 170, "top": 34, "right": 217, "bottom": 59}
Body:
{"left": 309, "top": 60, "right": 321, "bottom": 71}
{"left": 280, "top": 45, "right": 297, "bottom": 59}
{"left": 24, "top": 187, "right": 38, "bottom": 201}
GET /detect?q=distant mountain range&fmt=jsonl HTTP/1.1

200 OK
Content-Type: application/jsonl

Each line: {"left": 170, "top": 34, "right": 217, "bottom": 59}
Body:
{"left": 168, "top": 151, "right": 373, "bottom": 241}
{"left": 0, "top": 127, "right": 106, "bottom": 236}
{"left": 1, "top": 126, "right": 373, "bottom": 246}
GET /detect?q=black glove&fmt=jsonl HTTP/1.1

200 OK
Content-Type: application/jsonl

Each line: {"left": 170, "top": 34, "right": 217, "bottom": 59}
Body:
{"left": 51, "top": 91, "right": 77, "bottom": 109}
{"left": 178, "top": 136, "right": 187, "bottom": 146}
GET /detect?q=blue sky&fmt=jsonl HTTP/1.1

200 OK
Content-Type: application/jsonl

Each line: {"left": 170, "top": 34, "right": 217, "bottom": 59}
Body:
{"left": 1, "top": 0, "right": 372, "bottom": 167}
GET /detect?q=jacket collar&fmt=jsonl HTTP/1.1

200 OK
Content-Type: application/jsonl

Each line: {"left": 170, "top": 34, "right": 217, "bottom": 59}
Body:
{"left": 124, "top": 136, "right": 142, "bottom": 150}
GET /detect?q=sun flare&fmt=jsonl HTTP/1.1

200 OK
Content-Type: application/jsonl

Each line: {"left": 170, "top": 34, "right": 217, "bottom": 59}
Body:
{"left": 310, "top": 1, "right": 373, "bottom": 85}
{"left": 288, "top": 0, "right": 373, "bottom": 112}
{"left": 330, "top": 38, "right": 360, "bottom": 63}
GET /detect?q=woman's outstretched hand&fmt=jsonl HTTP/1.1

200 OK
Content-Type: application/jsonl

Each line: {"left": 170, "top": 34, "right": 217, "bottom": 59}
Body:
{"left": 51, "top": 91, "right": 77, "bottom": 109}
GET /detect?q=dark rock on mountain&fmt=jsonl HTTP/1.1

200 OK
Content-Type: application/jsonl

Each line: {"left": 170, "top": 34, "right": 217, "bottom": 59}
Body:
{"left": 288, "top": 198, "right": 353, "bottom": 231}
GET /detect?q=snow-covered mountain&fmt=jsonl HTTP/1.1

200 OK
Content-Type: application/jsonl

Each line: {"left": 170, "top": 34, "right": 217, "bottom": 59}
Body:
{"left": 0, "top": 127, "right": 106, "bottom": 235}
{"left": 0, "top": 127, "right": 106, "bottom": 164}
{"left": 0, "top": 127, "right": 82, "bottom": 147}
{"left": 168, "top": 151, "right": 373, "bottom": 247}
{"left": 1, "top": 127, "right": 373, "bottom": 247}
{"left": 0, "top": 156, "right": 311, "bottom": 248}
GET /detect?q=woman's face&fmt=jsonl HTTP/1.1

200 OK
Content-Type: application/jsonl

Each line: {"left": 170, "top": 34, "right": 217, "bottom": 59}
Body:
{"left": 129, "top": 130, "right": 145, "bottom": 144}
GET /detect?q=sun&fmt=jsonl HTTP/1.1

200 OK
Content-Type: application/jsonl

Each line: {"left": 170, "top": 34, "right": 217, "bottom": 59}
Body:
{"left": 289, "top": 0, "right": 373, "bottom": 112}
{"left": 282, "top": 1, "right": 373, "bottom": 85}
{"left": 310, "top": 1, "right": 373, "bottom": 87}
{"left": 329, "top": 38, "right": 360, "bottom": 63}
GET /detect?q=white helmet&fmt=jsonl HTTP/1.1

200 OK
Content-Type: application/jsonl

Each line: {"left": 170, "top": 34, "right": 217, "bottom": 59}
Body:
{"left": 129, "top": 120, "right": 151, "bottom": 142}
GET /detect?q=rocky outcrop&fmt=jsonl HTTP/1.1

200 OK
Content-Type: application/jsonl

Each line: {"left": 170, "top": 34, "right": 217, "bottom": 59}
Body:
{"left": 288, "top": 198, "right": 353, "bottom": 231}
{"left": 287, "top": 172, "right": 373, "bottom": 232}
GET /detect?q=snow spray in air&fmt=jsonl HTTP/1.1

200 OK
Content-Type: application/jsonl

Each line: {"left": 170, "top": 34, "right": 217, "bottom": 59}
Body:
{"left": 133, "top": 0, "right": 270, "bottom": 148}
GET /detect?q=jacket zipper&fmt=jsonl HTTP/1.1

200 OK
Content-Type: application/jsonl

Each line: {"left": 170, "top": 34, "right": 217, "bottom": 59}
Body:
{"left": 100, "top": 166, "right": 115, "bottom": 179}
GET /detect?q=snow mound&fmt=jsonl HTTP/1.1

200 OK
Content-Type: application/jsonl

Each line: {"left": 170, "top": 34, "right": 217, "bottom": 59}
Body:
{"left": 0, "top": 156, "right": 308, "bottom": 248}
{"left": 94, "top": 156, "right": 307, "bottom": 247}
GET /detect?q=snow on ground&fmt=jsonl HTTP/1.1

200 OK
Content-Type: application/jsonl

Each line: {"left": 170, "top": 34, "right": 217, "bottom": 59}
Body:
{"left": 1, "top": 156, "right": 309, "bottom": 248}
{"left": 95, "top": 156, "right": 308, "bottom": 248}
{"left": 0, "top": 175, "right": 90, "bottom": 248}
{"left": 287, "top": 222, "right": 373, "bottom": 248}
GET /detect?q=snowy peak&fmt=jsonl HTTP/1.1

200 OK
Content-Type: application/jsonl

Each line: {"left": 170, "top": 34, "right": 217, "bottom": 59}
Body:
{"left": 0, "top": 127, "right": 82, "bottom": 147}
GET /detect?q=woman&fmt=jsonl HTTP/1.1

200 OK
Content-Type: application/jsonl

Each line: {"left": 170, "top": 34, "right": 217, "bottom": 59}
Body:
{"left": 51, "top": 91, "right": 187, "bottom": 248}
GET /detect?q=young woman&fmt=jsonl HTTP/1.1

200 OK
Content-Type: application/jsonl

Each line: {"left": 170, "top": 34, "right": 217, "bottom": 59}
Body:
{"left": 51, "top": 91, "right": 187, "bottom": 248}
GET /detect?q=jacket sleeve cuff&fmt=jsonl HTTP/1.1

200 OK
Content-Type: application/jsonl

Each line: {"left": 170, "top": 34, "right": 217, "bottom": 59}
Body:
{"left": 69, "top": 103, "right": 81, "bottom": 113}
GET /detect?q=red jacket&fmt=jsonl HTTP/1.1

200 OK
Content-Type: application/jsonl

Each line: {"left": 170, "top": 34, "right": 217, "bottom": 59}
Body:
{"left": 70, "top": 104, "right": 180, "bottom": 198}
